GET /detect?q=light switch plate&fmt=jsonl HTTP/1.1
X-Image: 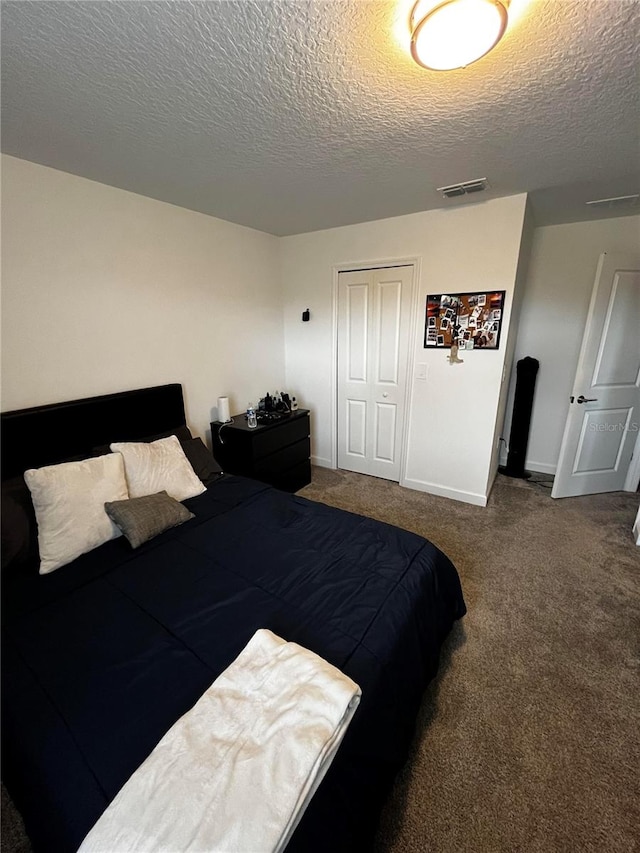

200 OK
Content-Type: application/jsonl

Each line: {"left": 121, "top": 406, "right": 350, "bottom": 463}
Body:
{"left": 416, "top": 363, "right": 427, "bottom": 380}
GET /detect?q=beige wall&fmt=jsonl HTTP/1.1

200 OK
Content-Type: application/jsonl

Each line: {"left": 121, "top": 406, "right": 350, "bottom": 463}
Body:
{"left": 501, "top": 215, "right": 640, "bottom": 473}
{"left": 281, "top": 194, "right": 528, "bottom": 505}
{"left": 15, "top": 153, "right": 620, "bottom": 502}
{"left": 1, "top": 155, "right": 285, "bottom": 443}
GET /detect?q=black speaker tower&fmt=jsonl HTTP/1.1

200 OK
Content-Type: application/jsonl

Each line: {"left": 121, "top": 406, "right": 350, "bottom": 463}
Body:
{"left": 499, "top": 356, "right": 540, "bottom": 479}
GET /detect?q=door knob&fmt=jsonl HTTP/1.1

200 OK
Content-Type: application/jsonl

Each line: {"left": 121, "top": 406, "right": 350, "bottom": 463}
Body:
{"left": 382, "top": 393, "right": 389, "bottom": 398}
{"left": 576, "top": 395, "right": 598, "bottom": 404}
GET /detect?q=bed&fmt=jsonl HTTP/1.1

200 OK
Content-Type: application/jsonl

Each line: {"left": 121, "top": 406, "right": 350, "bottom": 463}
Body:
{"left": 1, "top": 383, "right": 466, "bottom": 853}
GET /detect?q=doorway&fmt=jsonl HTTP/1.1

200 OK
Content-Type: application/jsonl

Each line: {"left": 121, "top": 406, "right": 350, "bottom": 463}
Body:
{"left": 336, "top": 265, "right": 415, "bottom": 481}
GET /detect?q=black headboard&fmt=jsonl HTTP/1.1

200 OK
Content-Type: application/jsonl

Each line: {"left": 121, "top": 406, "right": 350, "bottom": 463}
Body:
{"left": 1, "top": 384, "right": 186, "bottom": 481}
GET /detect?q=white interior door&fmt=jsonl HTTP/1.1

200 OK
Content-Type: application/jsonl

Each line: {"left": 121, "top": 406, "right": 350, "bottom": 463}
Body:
{"left": 552, "top": 253, "right": 640, "bottom": 498}
{"left": 337, "top": 266, "right": 413, "bottom": 481}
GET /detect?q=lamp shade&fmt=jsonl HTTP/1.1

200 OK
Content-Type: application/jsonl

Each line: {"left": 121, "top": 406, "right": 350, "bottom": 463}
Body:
{"left": 410, "top": 0, "right": 508, "bottom": 71}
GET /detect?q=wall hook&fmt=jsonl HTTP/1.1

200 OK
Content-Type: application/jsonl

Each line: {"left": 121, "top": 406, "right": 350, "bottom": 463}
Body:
{"left": 447, "top": 344, "right": 464, "bottom": 365}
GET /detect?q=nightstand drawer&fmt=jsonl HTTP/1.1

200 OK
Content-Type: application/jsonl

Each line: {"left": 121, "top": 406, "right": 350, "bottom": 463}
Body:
{"left": 253, "top": 437, "right": 310, "bottom": 477}
{"left": 249, "top": 415, "right": 309, "bottom": 461}
{"left": 269, "top": 459, "right": 311, "bottom": 492}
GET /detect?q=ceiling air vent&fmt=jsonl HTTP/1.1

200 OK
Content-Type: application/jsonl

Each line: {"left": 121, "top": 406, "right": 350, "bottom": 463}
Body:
{"left": 585, "top": 194, "right": 639, "bottom": 211}
{"left": 437, "top": 178, "right": 489, "bottom": 199}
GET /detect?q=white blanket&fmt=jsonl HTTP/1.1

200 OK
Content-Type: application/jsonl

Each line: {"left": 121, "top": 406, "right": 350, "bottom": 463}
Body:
{"left": 78, "top": 629, "right": 361, "bottom": 853}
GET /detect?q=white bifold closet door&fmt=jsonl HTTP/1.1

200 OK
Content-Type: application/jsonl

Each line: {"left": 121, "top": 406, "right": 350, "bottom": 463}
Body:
{"left": 337, "top": 266, "right": 413, "bottom": 481}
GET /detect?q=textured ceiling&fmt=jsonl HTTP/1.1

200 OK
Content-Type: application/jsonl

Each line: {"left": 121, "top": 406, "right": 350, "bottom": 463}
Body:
{"left": 1, "top": 0, "right": 639, "bottom": 236}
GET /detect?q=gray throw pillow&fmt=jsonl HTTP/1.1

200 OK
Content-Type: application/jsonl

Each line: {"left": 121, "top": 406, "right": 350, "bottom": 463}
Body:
{"left": 104, "top": 491, "right": 195, "bottom": 549}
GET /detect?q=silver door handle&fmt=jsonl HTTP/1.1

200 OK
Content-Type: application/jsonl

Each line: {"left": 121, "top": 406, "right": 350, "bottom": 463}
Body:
{"left": 576, "top": 395, "right": 598, "bottom": 404}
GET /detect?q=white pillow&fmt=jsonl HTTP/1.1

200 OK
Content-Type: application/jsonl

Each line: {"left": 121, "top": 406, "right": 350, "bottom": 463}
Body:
{"left": 24, "top": 453, "right": 129, "bottom": 575}
{"left": 110, "top": 435, "right": 206, "bottom": 502}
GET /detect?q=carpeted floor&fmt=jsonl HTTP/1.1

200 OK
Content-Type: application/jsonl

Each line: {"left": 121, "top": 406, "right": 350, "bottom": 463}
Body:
{"left": 2, "top": 470, "right": 639, "bottom": 852}
{"left": 299, "top": 469, "right": 640, "bottom": 853}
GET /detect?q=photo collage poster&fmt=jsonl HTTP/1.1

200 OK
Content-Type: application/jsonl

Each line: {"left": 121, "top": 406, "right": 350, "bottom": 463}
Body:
{"left": 424, "top": 291, "right": 506, "bottom": 350}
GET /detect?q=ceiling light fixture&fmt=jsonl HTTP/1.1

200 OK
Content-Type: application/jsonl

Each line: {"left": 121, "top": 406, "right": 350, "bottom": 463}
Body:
{"left": 410, "top": 0, "right": 509, "bottom": 71}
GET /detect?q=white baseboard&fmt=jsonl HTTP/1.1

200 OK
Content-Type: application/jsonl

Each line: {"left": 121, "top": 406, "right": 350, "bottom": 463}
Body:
{"left": 525, "top": 460, "right": 557, "bottom": 475}
{"left": 310, "top": 455, "right": 333, "bottom": 469}
{"left": 498, "top": 451, "right": 556, "bottom": 476}
{"left": 402, "top": 477, "right": 488, "bottom": 507}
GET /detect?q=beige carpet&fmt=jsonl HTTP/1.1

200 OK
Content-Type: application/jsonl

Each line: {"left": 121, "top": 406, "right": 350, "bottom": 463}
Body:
{"left": 298, "top": 469, "right": 640, "bottom": 853}
{"left": 3, "top": 470, "right": 639, "bottom": 852}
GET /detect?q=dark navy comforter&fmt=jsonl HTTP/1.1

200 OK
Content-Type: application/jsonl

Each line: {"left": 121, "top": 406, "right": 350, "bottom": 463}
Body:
{"left": 2, "top": 475, "right": 466, "bottom": 853}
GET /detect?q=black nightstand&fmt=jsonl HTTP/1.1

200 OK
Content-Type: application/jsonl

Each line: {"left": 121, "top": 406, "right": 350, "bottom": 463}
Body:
{"left": 210, "top": 410, "right": 311, "bottom": 492}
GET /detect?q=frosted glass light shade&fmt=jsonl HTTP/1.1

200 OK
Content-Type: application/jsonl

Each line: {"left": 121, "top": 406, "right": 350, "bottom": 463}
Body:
{"left": 410, "top": 0, "right": 508, "bottom": 71}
